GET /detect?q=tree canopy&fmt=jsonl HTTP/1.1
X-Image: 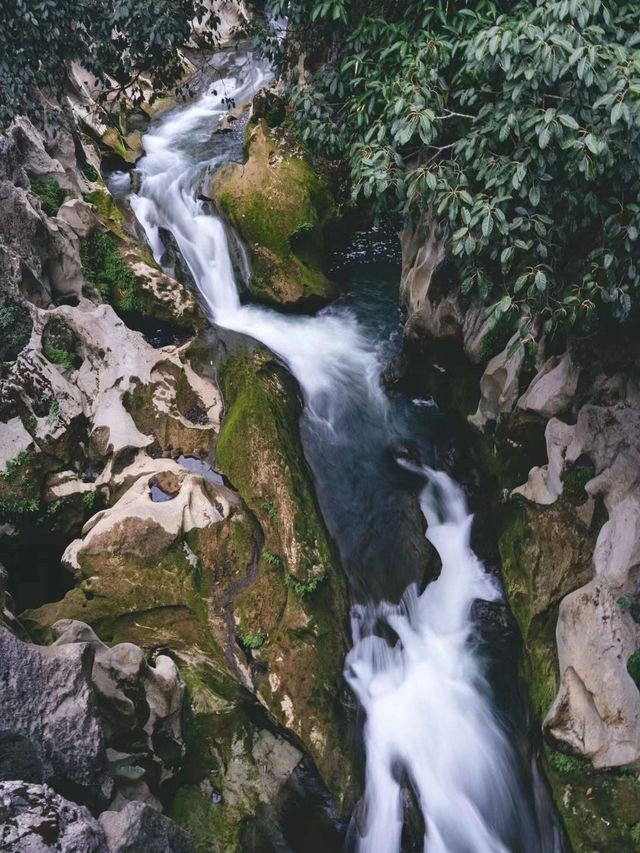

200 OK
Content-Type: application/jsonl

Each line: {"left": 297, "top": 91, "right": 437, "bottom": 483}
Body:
{"left": 0, "top": 0, "right": 218, "bottom": 128}
{"left": 261, "top": 0, "right": 640, "bottom": 338}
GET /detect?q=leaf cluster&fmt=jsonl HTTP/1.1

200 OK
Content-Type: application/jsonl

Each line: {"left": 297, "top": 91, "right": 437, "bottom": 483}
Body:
{"left": 0, "top": 0, "right": 220, "bottom": 127}
{"left": 261, "top": 0, "right": 640, "bottom": 336}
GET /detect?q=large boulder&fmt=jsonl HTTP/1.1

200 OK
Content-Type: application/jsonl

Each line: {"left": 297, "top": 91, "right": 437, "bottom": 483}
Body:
{"left": 0, "top": 781, "right": 108, "bottom": 853}
{"left": 100, "top": 802, "right": 191, "bottom": 853}
{"left": 0, "top": 626, "right": 109, "bottom": 807}
{"left": 209, "top": 121, "right": 337, "bottom": 310}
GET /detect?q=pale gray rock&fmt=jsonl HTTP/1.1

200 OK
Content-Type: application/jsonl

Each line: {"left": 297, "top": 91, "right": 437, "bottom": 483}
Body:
{"left": 99, "top": 801, "right": 191, "bottom": 853}
{"left": 468, "top": 334, "right": 525, "bottom": 429}
{"left": 0, "top": 628, "right": 110, "bottom": 807}
{"left": 57, "top": 198, "right": 97, "bottom": 238}
{"left": 0, "top": 781, "right": 108, "bottom": 853}
{"left": 545, "top": 579, "right": 640, "bottom": 767}
{"left": 517, "top": 353, "right": 579, "bottom": 418}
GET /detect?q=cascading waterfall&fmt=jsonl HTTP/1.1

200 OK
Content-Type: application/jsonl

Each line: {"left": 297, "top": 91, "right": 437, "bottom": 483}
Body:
{"left": 129, "top": 49, "right": 561, "bottom": 853}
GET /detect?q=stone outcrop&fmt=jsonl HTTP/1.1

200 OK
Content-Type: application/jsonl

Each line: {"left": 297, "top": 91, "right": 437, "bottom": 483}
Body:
{"left": 100, "top": 801, "right": 191, "bottom": 853}
{"left": 0, "top": 781, "right": 108, "bottom": 853}
{"left": 209, "top": 120, "right": 337, "bottom": 310}
{"left": 0, "top": 621, "right": 185, "bottom": 810}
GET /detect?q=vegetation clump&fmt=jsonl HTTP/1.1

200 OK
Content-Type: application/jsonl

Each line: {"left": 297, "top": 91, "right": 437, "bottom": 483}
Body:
{"left": 29, "top": 176, "right": 65, "bottom": 216}
{"left": 261, "top": 0, "right": 640, "bottom": 338}
{"left": 0, "top": 0, "right": 219, "bottom": 128}
{"left": 0, "top": 302, "right": 32, "bottom": 361}
{"left": 81, "top": 230, "right": 138, "bottom": 312}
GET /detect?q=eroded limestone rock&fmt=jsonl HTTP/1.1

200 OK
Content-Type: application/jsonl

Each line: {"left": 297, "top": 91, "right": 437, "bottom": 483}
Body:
{"left": 0, "top": 781, "right": 108, "bottom": 853}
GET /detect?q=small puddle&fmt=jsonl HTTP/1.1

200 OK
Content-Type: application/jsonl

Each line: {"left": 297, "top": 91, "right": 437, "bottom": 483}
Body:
{"left": 178, "top": 455, "right": 224, "bottom": 485}
{"left": 149, "top": 483, "right": 176, "bottom": 502}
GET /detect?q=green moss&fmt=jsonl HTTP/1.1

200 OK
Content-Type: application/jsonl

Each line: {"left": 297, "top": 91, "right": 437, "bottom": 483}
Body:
{"left": 626, "top": 650, "right": 640, "bottom": 687}
{"left": 544, "top": 744, "right": 640, "bottom": 851}
{"left": 216, "top": 351, "right": 332, "bottom": 584}
{"left": 43, "top": 344, "right": 79, "bottom": 371}
{"left": 83, "top": 189, "right": 126, "bottom": 238}
{"left": 563, "top": 464, "right": 595, "bottom": 506}
{"left": 215, "top": 349, "right": 352, "bottom": 802}
{"left": 0, "top": 302, "right": 32, "bottom": 361}
{"left": 29, "top": 176, "right": 65, "bottom": 216}
{"left": 211, "top": 122, "right": 337, "bottom": 309}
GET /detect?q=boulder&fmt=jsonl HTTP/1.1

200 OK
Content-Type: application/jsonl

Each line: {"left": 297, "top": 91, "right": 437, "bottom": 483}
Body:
{"left": 0, "top": 781, "right": 108, "bottom": 853}
{"left": 0, "top": 626, "right": 110, "bottom": 807}
{"left": 209, "top": 121, "right": 337, "bottom": 310}
{"left": 517, "top": 353, "right": 579, "bottom": 419}
{"left": 545, "top": 579, "right": 640, "bottom": 767}
{"left": 468, "top": 334, "right": 525, "bottom": 429}
{"left": 99, "top": 802, "right": 191, "bottom": 853}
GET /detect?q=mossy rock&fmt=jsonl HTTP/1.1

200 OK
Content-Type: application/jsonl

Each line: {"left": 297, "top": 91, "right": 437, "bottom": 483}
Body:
{"left": 498, "top": 497, "right": 595, "bottom": 724}
{"left": 543, "top": 746, "right": 640, "bottom": 851}
{"left": 215, "top": 349, "right": 353, "bottom": 807}
{"left": 210, "top": 121, "right": 338, "bottom": 311}
{"left": 169, "top": 660, "right": 305, "bottom": 853}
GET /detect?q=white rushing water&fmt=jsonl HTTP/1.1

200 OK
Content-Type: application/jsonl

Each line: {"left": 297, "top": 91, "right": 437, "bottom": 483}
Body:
{"left": 130, "top": 51, "right": 552, "bottom": 852}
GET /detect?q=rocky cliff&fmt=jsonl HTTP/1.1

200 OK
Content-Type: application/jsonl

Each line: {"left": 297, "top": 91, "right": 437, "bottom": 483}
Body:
{"left": 400, "top": 225, "right": 640, "bottom": 850}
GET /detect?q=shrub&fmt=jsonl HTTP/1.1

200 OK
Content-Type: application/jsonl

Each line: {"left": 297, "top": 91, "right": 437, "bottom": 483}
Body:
{"left": 0, "top": 302, "right": 32, "bottom": 361}
{"left": 239, "top": 632, "right": 265, "bottom": 650}
{"left": 29, "top": 177, "right": 65, "bottom": 216}
{"left": 81, "top": 230, "right": 137, "bottom": 310}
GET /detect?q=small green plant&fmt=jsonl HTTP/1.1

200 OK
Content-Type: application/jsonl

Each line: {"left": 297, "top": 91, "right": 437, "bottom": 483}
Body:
{"left": 617, "top": 595, "right": 640, "bottom": 625}
{"left": 550, "top": 752, "right": 588, "bottom": 775}
{"left": 3, "top": 450, "right": 31, "bottom": 482}
{"left": 82, "top": 491, "right": 97, "bottom": 511}
{"left": 260, "top": 498, "right": 278, "bottom": 522}
{"left": 0, "top": 497, "right": 40, "bottom": 516}
{"left": 627, "top": 651, "right": 640, "bottom": 688}
{"left": 262, "top": 549, "right": 283, "bottom": 567}
{"left": 43, "top": 344, "right": 78, "bottom": 371}
{"left": 80, "top": 231, "right": 137, "bottom": 310}
{"left": 239, "top": 631, "right": 265, "bottom": 650}
{"left": 563, "top": 465, "right": 595, "bottom": 506}
{"left": 46, "top": 398, "right": 61, "bottom": 427}
{"left": 0, "top": 303, "right": 32, "bottom": 361}
{"left": 630, "top": 823, "right": 640, "bottom": 844}
{"left": 284, "top": 571, "right": 327, "bottom": 597}
{"left": 25, "top": 413, "right": 37, "bottom": 433}
{"left": 82, "top": 162, "right": 100, "bottom": 182}
{"left": 29, "top": 176, "right": 65, "bottom": 216}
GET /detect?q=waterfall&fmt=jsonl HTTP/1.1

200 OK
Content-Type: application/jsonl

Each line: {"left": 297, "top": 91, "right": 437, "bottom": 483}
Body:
{"left": 130, "top": 49, "right": 561, "bottom": 853}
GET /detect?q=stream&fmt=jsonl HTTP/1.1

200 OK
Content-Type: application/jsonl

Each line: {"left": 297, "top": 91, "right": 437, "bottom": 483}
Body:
{"left": 127, "top": 47, "right": 564, "bottom": 853}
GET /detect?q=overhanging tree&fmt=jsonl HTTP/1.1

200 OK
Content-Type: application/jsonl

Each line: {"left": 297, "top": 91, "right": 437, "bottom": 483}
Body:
{"left": 0, "top": 0, "right": 220, "bottom": 127}
{"left": 260, "top": 0, "right": 640, "bottom": 339}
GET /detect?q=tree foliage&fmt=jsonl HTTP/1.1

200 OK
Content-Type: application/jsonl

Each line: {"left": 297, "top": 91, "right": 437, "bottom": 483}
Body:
{"left": 261, "top": 0, "right": 640, "bottom": 337}
{"left": 0, "top": 0, "right": 219, "bottom": 127}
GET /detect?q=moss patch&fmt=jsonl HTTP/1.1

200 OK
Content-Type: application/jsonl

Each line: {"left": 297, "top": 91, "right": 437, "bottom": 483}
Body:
{"left": 543, "top": 745, "right": 640, "bottom": 851}
{"left": 29, "top": 176, "right": 65, "bottom": 217}
{"left": 210, "top": 122, "right": 337, "bottom": 310}
{"left": 216, "top": 349, "right": 353, "bottom": 806}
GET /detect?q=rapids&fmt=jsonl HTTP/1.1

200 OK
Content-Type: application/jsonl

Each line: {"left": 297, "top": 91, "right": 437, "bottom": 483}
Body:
{"left": 129, "top": 47, "right": 563, "bottom": 853}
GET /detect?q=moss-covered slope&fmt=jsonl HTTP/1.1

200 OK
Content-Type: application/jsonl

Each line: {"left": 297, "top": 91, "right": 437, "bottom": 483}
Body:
{"left": 216, "top": 348, "right": 353, "bottom": 806}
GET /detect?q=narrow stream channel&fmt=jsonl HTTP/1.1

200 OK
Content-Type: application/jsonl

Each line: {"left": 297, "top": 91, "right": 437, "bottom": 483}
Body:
{"left": 129, "top": 47, "right": 564, "bottom": 853}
